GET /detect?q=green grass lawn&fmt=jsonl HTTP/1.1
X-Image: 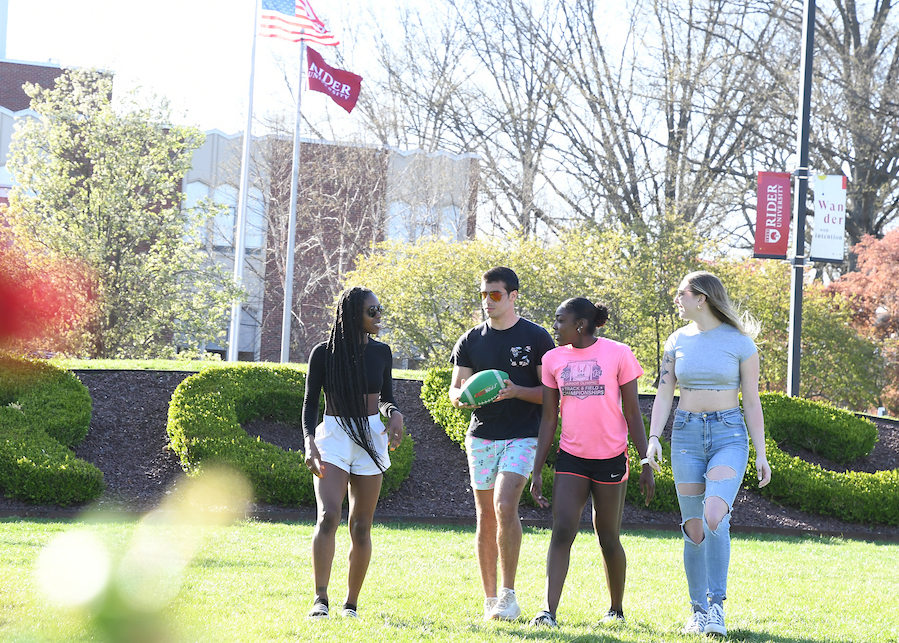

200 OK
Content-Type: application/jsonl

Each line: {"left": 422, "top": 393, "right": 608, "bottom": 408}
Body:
{"left": 1, "top": 518, "right": 896, "bottom": 642}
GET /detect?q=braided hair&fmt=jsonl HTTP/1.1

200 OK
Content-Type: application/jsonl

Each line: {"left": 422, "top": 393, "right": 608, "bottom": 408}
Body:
{"left": 324, "top": 287, "right": 386, "bottom": 471}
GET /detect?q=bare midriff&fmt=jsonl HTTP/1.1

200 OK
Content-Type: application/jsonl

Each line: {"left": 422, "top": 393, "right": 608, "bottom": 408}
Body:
{"left": 677, "top": 387, "right": 740, "bottom": 414}
{"left": 323, "top": 393, "right": 381, "bottom": 418}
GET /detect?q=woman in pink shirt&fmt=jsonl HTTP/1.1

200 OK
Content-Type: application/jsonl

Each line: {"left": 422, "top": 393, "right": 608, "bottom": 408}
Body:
{"left": 529, "top": 298, "right": 655, "bottom": 629}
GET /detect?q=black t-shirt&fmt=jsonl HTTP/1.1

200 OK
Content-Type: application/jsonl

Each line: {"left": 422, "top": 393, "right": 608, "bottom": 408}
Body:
{"left": 450, "top": 318, "right": 554, "bottom": 440}
{"left": 302, "top": 339, "right": 397, "bottom": 438}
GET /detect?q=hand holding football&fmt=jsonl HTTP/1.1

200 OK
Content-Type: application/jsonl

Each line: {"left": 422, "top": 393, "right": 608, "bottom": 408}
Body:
{"left": 459, "top": 369, "right": 509, "bottom": 406}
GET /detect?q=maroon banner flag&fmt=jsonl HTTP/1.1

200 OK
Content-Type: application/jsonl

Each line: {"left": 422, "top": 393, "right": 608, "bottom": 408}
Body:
{"left": 753, "top": 171, "right": 792, "bottom": 259}
{"left": 307, "top": 46, "right": 362, "bottom": 114}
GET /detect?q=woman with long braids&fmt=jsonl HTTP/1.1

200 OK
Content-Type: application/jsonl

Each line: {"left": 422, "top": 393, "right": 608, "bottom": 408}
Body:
{"left": 646, "top": 271, "right": 771, "bottom": 637}
{"left": 302, "top": 287, "right": 404, "bottom": 619}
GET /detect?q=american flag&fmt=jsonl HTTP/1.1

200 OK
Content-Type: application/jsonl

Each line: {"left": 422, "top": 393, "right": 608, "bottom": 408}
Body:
{"left": 259, "top": 0, "right": 339, "bottom": 46}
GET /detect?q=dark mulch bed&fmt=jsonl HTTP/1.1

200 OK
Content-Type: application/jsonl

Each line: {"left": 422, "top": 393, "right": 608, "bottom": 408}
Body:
{"left": 2, "top": 370, "right": 897, "bottom": 541}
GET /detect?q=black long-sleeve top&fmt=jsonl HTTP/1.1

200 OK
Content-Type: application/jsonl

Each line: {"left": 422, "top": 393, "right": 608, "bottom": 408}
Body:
{"left": 302, "top": 339, "right": 399, "bottom": 439}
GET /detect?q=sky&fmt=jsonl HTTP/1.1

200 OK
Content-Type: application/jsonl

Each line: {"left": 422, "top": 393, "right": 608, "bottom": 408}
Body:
{"left": 5, "top": 0, "right": 375, "bottom": 135}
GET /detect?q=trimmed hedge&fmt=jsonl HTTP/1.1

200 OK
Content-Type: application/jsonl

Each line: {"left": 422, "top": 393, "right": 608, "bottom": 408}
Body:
{"left": 0, "top": 355, "right": 104, "bottom": 505}
{"left": 421, "top": 366, "right": 470, "bottom": 447}
{"left": 751, "top": 437, "right": 899, "bottom": 525}
{"left": 166, "top": 364, "right": 413, "bottom": 505}
{"left": 760, "top": 392, "right": 877, "bottom": 463}
{"left": 420, "top": 366, "right": 899, "bottom": 525}
{"left": 747, "top": 392, "right": 897, "bottom": 526}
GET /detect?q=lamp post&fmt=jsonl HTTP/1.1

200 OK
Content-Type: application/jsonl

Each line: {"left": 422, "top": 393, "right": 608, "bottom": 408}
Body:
{"left": 787, "top": 0, "right": 817, "bottom": 397}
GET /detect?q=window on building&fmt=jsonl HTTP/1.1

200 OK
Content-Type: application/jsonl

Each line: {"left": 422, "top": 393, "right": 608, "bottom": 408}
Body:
{"left": 213, "top": 184, "right": 238, "bottom": 248}
{"left": 183, "top": 181, "right": 210, "bottom": 243}
{"left": 246, "top": 187, "right": 266, "bottom": 250}
{"left": 386, "top": 200, "right": 465, "bottom": 242}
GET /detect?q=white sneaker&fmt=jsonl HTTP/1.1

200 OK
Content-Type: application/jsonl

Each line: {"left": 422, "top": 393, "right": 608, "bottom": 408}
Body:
{"left": 529, "top": 610, "right": 558, "bottom": 628}
{"left": 704, "top": 603, "right": 726, "bottom": 636}
{"left": 490, "top": 587, "right": 521, "bottom": 621}
{"left": 597, "top": 609, "right": 626, "bottom": 627}
{"left": 307, "top": 601, "right": 329, "bottom": 619}
{"left": 683, "top": 610, "right": 707, "bottom": 634}
{"left": 483, "top": 597, "right": 498, "bottom": 620}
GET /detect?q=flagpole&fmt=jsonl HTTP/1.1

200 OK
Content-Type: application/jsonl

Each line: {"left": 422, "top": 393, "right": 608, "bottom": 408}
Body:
{"left": 280, "top": 39, "right": 306, "bottom": 363}
{"left": 227, "top": 0, "right": 260, "bottom": 363}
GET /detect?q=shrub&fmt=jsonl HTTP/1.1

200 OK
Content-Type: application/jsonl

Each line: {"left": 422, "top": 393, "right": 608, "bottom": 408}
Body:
{"left": 745, "top": 393, "right": 897, "bottom": 525}
{"left": 166, "top": 364, "right": 414, "bottom": 505}
{"left": 760, "top": 392, "right": 877, "bottom": 463}
{"left": 0, "top": 355, "right": 103, "bottom": 505}
{"left": 749, "top": 438, "right": 899, "bottom": 525}
{"left": 420, "top": 366, "right": 469, "bottom": 448}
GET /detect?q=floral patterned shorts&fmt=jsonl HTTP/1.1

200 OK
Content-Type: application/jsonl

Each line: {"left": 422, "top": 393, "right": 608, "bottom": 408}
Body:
{"left": 464, "top": 435, "right": 537, "bottom": 490}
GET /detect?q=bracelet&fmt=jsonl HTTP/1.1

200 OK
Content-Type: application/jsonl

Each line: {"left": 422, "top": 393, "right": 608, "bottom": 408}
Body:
{"left": 648, "top": 435, "right": 661, "bottom": 442}
{"left": 640, "top": 457, "right": 650, "bottom": 466}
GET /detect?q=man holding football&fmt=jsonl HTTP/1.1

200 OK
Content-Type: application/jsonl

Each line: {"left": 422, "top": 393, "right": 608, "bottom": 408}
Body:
{"left": 449, "top": 266, "right": 554, "bottom": 621}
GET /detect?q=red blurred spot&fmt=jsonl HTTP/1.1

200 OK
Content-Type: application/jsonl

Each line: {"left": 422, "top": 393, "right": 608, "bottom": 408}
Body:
{"left": 0, "top": 247, "right": 95, "bottom": 351}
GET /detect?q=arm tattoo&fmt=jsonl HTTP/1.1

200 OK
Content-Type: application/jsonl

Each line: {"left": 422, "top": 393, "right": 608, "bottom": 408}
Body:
{"left": 659, "top": 351, "right": 673, "bottom": 385}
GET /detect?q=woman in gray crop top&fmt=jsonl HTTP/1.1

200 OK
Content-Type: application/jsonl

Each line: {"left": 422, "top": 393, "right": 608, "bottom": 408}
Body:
{"left": 646, "top": 271, "right": 771, "bottom": 637}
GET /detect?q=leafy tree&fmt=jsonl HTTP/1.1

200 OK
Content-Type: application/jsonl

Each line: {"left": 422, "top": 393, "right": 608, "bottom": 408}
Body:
{"left": 344, "top": 223, "right": 705, "bottom": 375}
{"left": 6, "top": 69, "right": 238, "bottom": 358}
{"left": 828, "top": 229, "right": 899, "bottom": 413}
{"left": 348, "top": 231, "right": 883, "bottom": 409}
{"left": 344, "top": 237, "right": 584, "bottom": 364}
{"left": 721, "top": 259, "right": 883, "bottom": 410}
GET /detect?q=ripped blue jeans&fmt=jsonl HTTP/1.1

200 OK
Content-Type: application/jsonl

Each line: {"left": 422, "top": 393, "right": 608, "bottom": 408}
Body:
{"left": 671, "top": 407, "right": 749, "bottom": 610}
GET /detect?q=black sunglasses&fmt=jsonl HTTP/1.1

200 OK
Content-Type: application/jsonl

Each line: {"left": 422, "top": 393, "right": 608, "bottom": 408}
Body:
{"left": 367, "top": 305, "right": 384, "bottom": 318}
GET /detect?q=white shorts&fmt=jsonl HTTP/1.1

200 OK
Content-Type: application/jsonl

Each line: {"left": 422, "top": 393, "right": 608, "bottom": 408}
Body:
{"left": 314, "top": 414, "right": 390, "bottom": 476}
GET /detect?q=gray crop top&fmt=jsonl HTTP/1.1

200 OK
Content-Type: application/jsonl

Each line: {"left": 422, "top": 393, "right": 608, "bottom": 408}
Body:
{"left": 665, "top": 322, "right": 757, "bottom": 390}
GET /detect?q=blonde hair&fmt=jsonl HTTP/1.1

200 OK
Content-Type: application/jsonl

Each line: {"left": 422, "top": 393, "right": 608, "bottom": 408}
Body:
{"left": 684, "top": 271, "right": 761, "bottom": 339}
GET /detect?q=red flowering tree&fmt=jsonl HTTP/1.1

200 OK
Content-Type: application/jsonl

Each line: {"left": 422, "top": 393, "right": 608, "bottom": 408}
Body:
{"left": 828, "top": 229, "right": 899, "bottom": 414}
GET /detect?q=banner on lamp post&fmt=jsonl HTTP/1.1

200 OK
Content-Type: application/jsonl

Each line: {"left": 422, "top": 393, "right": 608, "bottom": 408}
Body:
{"left": 753, "top": 171, "right": 792, "bottom": 259}
{"left": 809, "top": 174, "right": 848, "bottom": 263}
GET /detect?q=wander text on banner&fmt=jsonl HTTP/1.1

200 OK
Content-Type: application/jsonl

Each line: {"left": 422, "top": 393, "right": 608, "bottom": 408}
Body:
{"left": 809, "top": 174, "right": 847, "bottom": 263}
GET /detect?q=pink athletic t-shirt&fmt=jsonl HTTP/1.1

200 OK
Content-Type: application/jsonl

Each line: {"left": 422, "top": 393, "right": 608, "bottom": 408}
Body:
{"left": 541, "top": 338, "right": 644, "bottom": 460}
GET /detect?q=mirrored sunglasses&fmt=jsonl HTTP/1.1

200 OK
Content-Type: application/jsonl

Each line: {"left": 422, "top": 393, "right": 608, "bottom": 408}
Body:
{"left": 479, "top": 291, "right": 505, "bottom": 302}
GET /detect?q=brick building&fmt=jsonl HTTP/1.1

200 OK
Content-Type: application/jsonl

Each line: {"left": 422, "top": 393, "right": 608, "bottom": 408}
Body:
{"left": 187, "top": 131, "right": 479, "bottom": 362}
{"left": 0, "top": 60, "right": 64, "bottom": 207}
{"left": 0, "top": 60, "right": 479, "bottom": 362}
